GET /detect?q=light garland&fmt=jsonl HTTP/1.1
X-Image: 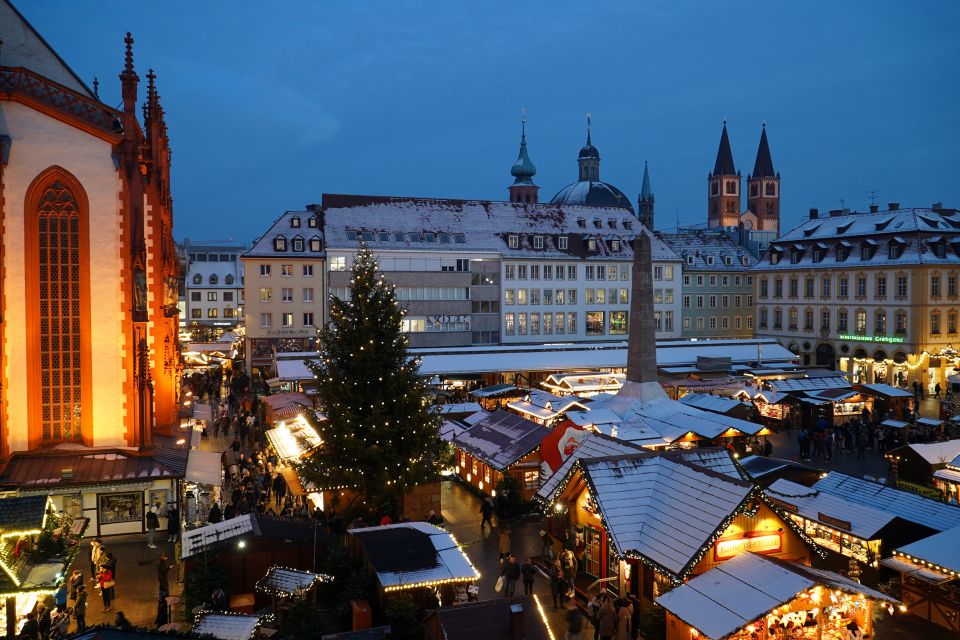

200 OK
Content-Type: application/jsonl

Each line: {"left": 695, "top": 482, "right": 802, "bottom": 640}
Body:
{"left": 892, "top": 550, "right": 960, "bottom": 578}
{"left": 532, "top": 593, "right": 557, "bottom": 640}
{"left": 254, "top": 565, "right": 333, "bottom": 598}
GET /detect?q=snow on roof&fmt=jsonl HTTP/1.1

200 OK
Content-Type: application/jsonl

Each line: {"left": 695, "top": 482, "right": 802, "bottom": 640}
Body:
{"left": 813, "top": 473, "right": 960, "bottom": 532}
{"left": 678, "top": 393, "right": 749, "bottom": 415}
{"left": 469, "top": 384, "right": 520, "bottom": 398}
{"left": 804, "top": 388, "right": 860, "bottom": 403}
{"left": 450, "top": 410, "right": 550, "bottom": 471}
{"left": 180, "top": 515, "right": 254, "bottom": 559}
{"left": 276, "top": 358, "right": 317, "bottom": 382}
{"left": 893, "top": 526, "right": 960, "bottom": 576}
{"left": 536, "top": 432, "right": 643, "bottom": 504}
{"left": 669, "top": 448, "right": 746, "bottom": 480}
{"left": 576, "top": 452, "right": 753, "bottom": 577}
{"left": 894, "top": 440, "right": 960, "bottom": 466}
{"left": 916, "top": 417, "right": 944, "bottom": 427}
{"left": 765, "top": 479, "right": 897, "bottom": 539}
{"left": 656, "top": 552, "right": 898, "bottom": 640}
{"left": 566, "top": 408, "right": 622, "bottom": 427}
{"left": 462, "top": 410, "right": 490, "bottom": 426}
{"left": 933, "top": 467, "right": 960, "bottom": 485}
{"left": 433, "top": 402, "right": 483, "bottom": 415}
{"left": 738, "top": 455, "right": 789, "bottom": 478}
{"left": 439, "top": 419, "right": 468, "bottom": 443}
{"left": 657, "top": 232, "right": 757, "bottom": 271}
{"left": 255, "top": 567, "right": 330, "bottom": 596}
{"left": 507, "top": 390, "right": 588, "bottom": 420}
{"left": 542, "top": 371, "right": 625, "bottom": 394}
{"left": 753, "top": 390, "right": 787, "bottom": 404}
{"left": 193, "top": 613, "right": 262, "bottom": 640}
{"left": 881, "top": 419, "right": 910, "bottom": 429}
{"left": 244, "top": 211, "right": 325, "bottom": 258}
{"left": 350, "top": 521, "right": 479, "bottom": 590}
{"left": 768, "top": 377, "right": 850, "bottom": 393}
{"left": 855, "top": 383, "right": 914, "bottom": 398}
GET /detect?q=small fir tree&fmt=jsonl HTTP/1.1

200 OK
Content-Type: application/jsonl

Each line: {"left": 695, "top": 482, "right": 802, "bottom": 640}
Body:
{"left": 300, "top": 244, "right": 444, "bottom": 514}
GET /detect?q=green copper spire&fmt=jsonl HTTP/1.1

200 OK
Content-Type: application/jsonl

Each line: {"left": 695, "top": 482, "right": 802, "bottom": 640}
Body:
{"left": 640, "top": 161, "right": 653, "bottom": 201}
{"left": 510, "top": 110, "right": 537, "bottom": 185}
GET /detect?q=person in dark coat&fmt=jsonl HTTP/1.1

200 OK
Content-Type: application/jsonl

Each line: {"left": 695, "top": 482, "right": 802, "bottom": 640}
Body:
{"left": 166, "top": 505, "right": 180, "bottom": 542}
{"left": 73, "top": 586, "right": 88, "bottom": 632}
{"left": 155, "top": 596, "right": 169, "bottom": 629}
{"left": 550, "top": 560, "right": 566, "bottom": 609}
{"left": 20, "top": 611, "right": 39, "bottom": 640}
{"left": 479, "top": 497, "right": 493, "bottom": 530}
{"left": 37, "top": 605, "right": 51, "bottom": 640}
{"left": 157, "top": 553, "right": 171, "bottom": 597}
{"left": 566, "top": 599, "right": 585, "bottom": 639}
{"left": 208, "top": 503, "right": 223, "bottom": 523}
{"left": 500, "top": 555, "right": 521, "bottom": 597}
{"left": 521, "top": 557, "right": 536, "bottom": 596}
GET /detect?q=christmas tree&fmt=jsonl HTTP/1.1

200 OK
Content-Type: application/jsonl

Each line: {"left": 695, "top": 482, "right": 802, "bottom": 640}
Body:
{"left": 299, "top": 244, "right": 444, "bottom": 514}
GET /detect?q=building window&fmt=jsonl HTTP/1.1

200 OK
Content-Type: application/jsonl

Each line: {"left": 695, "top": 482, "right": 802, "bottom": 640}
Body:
{"left": 654, "top": 311, "right": 662, "bottom": 332}
{"left": 504, "top": 289, "right": 515, "bottom": 305}
{"left": 558, "top": 236, "right": 568, "bottom": 250}
{"left": 260, "top": 313, "right": 272, "bottom": 328}
{"left": 839, "top": 277, "right": 848, "bottom": 297}
{"left": 310, "top": 237, "right": 322, "bottom": 252}
{"left": 586, "top": 311, "right": 604, "bottom": 335}
{"left": 788, "top": 309, "right": 798, "bottom": 330}
{"left": 260, "top": 287, "right": 272, "bottom": 302}
{"left": 191, "top": 308, "right": 201, "bottom": 319}
{"left": 609, "top": 311, "right": 628, "bottom": 335}
{"left": 696, "top": 295, "right": 704, "bottom": 308}
{"left": 789, "top": 279, "right": 798, "bottom": 297}
{"left": 821, "top": 310, "right": 830, "bottom": 330}
{"left": 303, "top": 312, "right": 315, "bottom": 326}
{"left": 518, "top": 265, "right": 528, "bottom": 279}
{"left": 530, "top": 265, "right": 540, "bottom": 280}
{"left": 530, "top": 313, "right": 540, "bottom": 335}
{"left": 932, "top": 312, "right": 941, "bottom": 334}
{"left": 773, "top": 308, "right": 782, "bottom": 329}
{"left": 190, "top": 291, "right": 201, "bottom": 302}
{"left": 517, "top": 289, "right": 528, "bottom": 305}
{"left": 856, "top": 310, "right": 867, "bottom": 333}
{"left": 587, "top": 238, "right": 597, "bottom": 251}
{"left": 804, "top": 278, "right": 814, "bottom": 298}
{"left": 556, "top": 289, "right": 565, "bottom": 304}
{"left": 838, "top": 310, "right": 848, "bottom": 331}
{"left": 760, "top": 279, "right": 769, "bottom": 298}
{"left": 856, "top": 276, "right": 867, "bottom": 297}
{"left": 207, "top": 291, "right": 218, "bottom": 301}
{"left": 273, "top": 236, "right": 287, "bottom": 251}
{"left": 949, "top": 311, "right": 958, "bottom": 334}
{"left": 542, "top": 312, "right": 553, "bottom": 335}
{"left": 611, "top": 239, "right": 621, "bottom": 252}
{"left": 821, "top": 277, "right": 831, "bottom": 297}
{"left": 331, "top": 256, "right": 346, "bottom": 271}
{"left": 876, "top": 276, "right": 887, "bottom": 297}
{"left": 282, "top": 313, "right": 294, "bottom": 327}
{"left": 875, "top": 311, "right": 886, "bottom": 334}
{"left": 290, "top": 216, "right": 301, "bottom": 228}
{"left": 282, "top": 288, "right": 293, "bottom": 302}
{"left": 260, "top": 264, "right": 271, "bottom": 276}
{"left": 556, "top": 312, "right": 566, "bottom": 334}
{"left": 709, "top": 316, "right": 718, "bottom": 329}
{"left": 804, "top": 309, "right": 813, "bottom": 331}
{"left": 664, "top": 310, "right": 674, "bottom": 332}
{"left": 505, "top": 264, "right": 515, "bottom": 280}
{"left": 543, "top": 265, "right": 553, "bottom": 280}
{"left": 697, "top": 317, "right": 705, "bottom": 330}
{"left": 292, "top": 237, "right": 304, "bottom": 252}
{"left": 508, "top": 234, "right": 519, "bottom": 248}
{"left": 654, "top": 266, "right": 663, "bottom": 280}
{"left": 517, "top": 313, "right": 527, "bottom": 335}
{"left": 303, "top": 264, "right": 314, "bottom": 277}
{"left": 192, "top": 274, "right": 202, "bottom": 285}
{"left": 207, "top": 308, "right": 218, "bottom": 318}
{"left": 895, "top": 311, "right": 907, "bottom": 334}
{"left": 949, "top": 275, "right": 958, "bottom": 297}
{"left": 281, "top": 264, "right": 293, "bottom": 277}
{"left": 774, "top": 279, "right": 783, "bottom": 298}
{"left": 568, "top": 265, "right": 577, "bottom": 279}
{"left": 931, "top": 275, "right": 941, "bottom": 297}
{"left": 896, "top": 276, "right": 908, "bottom": 297}
{"left": 533, "top": 236, "right": 544, "bottom": 249}
{"left": 683, "top": 317, "right": 692, "bottom": 330}
{"left": 223, "top": 307, "right": 235, "bottom": 318}
{"left": 303, "top": 288, "right": 314, "bottom": 303}
{"left": 504, "top": 313, "right": 515, "bottom": 335}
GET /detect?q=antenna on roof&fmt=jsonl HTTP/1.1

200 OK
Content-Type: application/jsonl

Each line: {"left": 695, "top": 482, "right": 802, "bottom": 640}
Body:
{"left": 866, "top": 190, "right": 879, "bottom": 206}
{"left": 838, "top": 198, "right": 845, "bottom": 209}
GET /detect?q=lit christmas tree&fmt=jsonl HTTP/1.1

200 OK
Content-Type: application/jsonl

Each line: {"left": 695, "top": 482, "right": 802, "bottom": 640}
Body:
{"left": 299, "top": 244, "right": 444, "bottom": 515}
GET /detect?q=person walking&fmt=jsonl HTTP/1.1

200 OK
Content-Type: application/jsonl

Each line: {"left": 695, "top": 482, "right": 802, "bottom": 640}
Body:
{"left": 596, "top": 595, "right": 617, "bottom": 640}
{"left": 561, "top": 548, "right": 577, "bottom": 592}
{"left": 157, "top": 553, "right": 171, "bottom": 597}
{"left": 565, "top": 599, "right": 585, "bottom": 640}
{"left": 498, "top": 527, "right": 511, "bottom": 562}
{"left": 38, "top": 604, "right": 51, "bottom": 640}
{"left": 166, "top": 505, "right": 180, "bottom": 543}
{"left": 97, "top": 566, "right": 115, "bottom": 612}
{"left": 20, "top": 611, "right": 40, "bottom": 640}
{"left": 73, "top": 586, "right": 88, "bottom": 632}
{"left": 615, "top": 601, "right": 632, "bottom": 640}
{"left": 146, "top": 506, "right": 160, "bottom": 549}
{"left": 541, "top": 529, "right": 554, "bottom": 560}
{"left": 479, "top": 497, "right": 494, "bottom": 530}
{"left": 155, "top": 594, "right": 170, "bottom": 629}
{"left": 500, "top": 555, "right": 521, "bottom": 597}
{"left": 550, "top": 560, "right": 566, "bottom": 609}
{"left": 521, "top": 557, "right": 536, "bottom": 596}
{"left": 54, "top": 582, "right": 68, "bottom": 613}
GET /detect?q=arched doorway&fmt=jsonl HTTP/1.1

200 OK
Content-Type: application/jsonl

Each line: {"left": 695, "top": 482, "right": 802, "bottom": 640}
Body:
{"left": 815, "top": 343, "right": 836, "bottom": 368}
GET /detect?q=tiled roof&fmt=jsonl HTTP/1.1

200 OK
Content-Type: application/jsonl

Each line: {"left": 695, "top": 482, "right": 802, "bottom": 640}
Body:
{"left": 657, "top": 231, "right": 757, "bottom": 271}
{"left": 813, "top": 472, "right": 960, "bottom": 532}
{"left": 574, "top": 452, "right": 753, "bottom": 578}
{"left": 319, "top": 194, "right": 681, "bottom": 262}
{"left": 450, "top": 410, "right": 549, "bottom": 471}
{"left": 0, "top": 495, "right": 48, "bottom": 531}
{"left": 243, "top": 211, "right": 325, "bottom": 258}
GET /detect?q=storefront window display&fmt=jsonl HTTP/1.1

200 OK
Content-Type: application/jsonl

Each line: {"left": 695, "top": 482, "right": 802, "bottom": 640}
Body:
{"left": 62, "top": 492, "right": 83, "bottom": 519}
{"left": 99, "top": 492, "right": 143, "bottom": 525}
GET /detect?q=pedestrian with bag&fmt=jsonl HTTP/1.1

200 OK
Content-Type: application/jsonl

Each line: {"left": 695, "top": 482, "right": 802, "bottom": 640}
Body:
{"left": 521, "top": 557, "right": 537, "bottom": 596}
{"left": 73, "top": 586, "right": 87, "bottom": 632}
{"left": 97, "top": 566, "right": 115, "bottom": 612}
{"left": 68, "top": 570, "right": 83, "bottom": 604}
{"left": 500, "top": 555, "right": 521, "bottom": 597}
{"left": 88, "top": 539, "right": 104, "bottom": 583}
{"left": 146, "top": 506, "right": 160, "bottom": 549}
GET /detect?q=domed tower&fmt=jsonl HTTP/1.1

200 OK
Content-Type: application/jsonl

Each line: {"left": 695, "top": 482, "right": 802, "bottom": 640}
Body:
{"left": 578, "top": 113, "right": 600, "bottom": 181}
{"left": 707, "top": 120, "right": 741, "bottom": 228}
{"left": 638, "top": 161, "right": 654, "bottom": 230}
{"left": 508, "top": 111, "right": 539, "bottom": 203}
{"left": 747, "top": 123, "right": 780, "bottom": 233}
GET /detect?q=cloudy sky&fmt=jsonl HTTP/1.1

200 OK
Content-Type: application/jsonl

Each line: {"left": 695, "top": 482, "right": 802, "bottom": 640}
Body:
{"left": 24, "top": 0, "right": 960, "bottom": 242}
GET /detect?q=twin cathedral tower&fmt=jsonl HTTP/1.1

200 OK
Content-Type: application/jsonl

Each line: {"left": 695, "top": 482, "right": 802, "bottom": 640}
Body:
{"left": 507, "top": 116, "right": 781, "bottom": 235}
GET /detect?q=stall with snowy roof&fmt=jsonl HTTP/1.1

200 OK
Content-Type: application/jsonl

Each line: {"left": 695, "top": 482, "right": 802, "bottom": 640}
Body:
{"left": 880, "top": 525, "right": 960, "bottom": 635}
{"left": 543, "top": 450, "right": 813, "bottom": 607}
{"left": 348, "top": 522, "right": 479, "bottom": 609}
{"left": 449, "top": 409, "right": 550, "bottom": 501}
{"left": 933, "top": 451, "right": 960, "bottom": 503}
{"left": 885, "top": 439, "right": 960, "bottom": 488}
{"left": 656, "top": 551, "right": 901, "bottom": 640}
{"left": 541, "top": 371, "right": 625, "bottom": 398}
{"left": 506, "top": 390, "right": 590, "bottom": 426}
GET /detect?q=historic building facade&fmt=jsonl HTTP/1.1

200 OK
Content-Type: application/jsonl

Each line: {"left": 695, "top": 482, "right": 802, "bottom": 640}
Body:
{"left": 707, "top": 121, "right": 781, "bottom": 235}
{"left": 659, "top": 230, "right": 756, "bottom": 339}
{"left": 181, "top": 239, "right": 247, "bottom": 338}
{"left": 753, "top": 205, "right": 960, "bottom": 391}
{"left": 0, "top": 5, "right": 179, "bottom": 455}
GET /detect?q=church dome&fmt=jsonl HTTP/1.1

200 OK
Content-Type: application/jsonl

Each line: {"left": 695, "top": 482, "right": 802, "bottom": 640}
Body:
{"left": 578, "top": 142, "right": 600, "bottom": 159}
{"left": 550, "top": 180, "right": 635, "bottom": 213}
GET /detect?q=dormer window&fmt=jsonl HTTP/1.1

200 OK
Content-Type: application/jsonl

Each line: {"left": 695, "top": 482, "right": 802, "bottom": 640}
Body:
{"left": 307, "top": 216, "right": 317, "bottom": 228}
{"left": 225, "top": 274, "right": 235, "bottom": 285}
{"left": 423, "top": 232, "right": 435, "bottom": 242}
{"left": 929, "top": 237, "right": 946, "bottom": 258}
{"left": 623, "top": 220, "right": 633, "bottom": 229}
{"left": 611, "top": 239, "right": 621, "bottom": 252}
{"left": 362, "top": 231, "right": 375, "bottom": 242}
{"left": 724, "top": 255, "right": 733, "bottom": 266}
{"left": 533, "top": 235, "right": 544, "bottom": 249}
{"left": 836, "top": 244, "right": 850, "bottom": 262}
{"left": 292, "top": 236, "right": 305, "bottom": 252}
{"left": 607, "top": 219, "right": 617, "bottom": 229}
{"left": 706, "top": 255, "right": 714, "bottom": 266}
{"left": 192, "top": 274, "right": 202, "bottom": 285}
{"left": 309, "top": 237, "right": 322, "bottom": 252}
{"left": 290, "top": 216, "right": 301, "bottom": 228}
{"left": 378, "top": 231, "right": 390, "bottom": 241}
{"left": 273, "top": 236, "right": 287, "bottom": 251}
{"left": 439, "top": 233, "right": 452, "bottom": 244}
{"left": 860, "top": 240, "right": 877, "bottom": 261}
{"left": 393, "top": 232, "right": 405, "bottom": 242}
{"left": 454, "top": 233, "right": 466, "bottom": 243}
{"left": 587, "top": 238, "right": 597, "bottom": 251}
{"left": 741, "top": 256, "right": 750, "bottom": 267}
{"left": 209, "top": 274, "right": 218, "bottom": 285}
{"left": 686, "top": 255, "right": 694, "bottom": 265}
{"left": 508, "top": 234, "right": 519, "bottom": 248}
{"left": 769, "top": 251, "right": 780, "bottom": 265}
{"left": 558, "top": 236, "right": 569, "bottom": 250}
{"left": 346, "top": 230, "right": 358, "bottom": 241}
{"left": 576, "top": 218, "right": 586, "bottom": 228}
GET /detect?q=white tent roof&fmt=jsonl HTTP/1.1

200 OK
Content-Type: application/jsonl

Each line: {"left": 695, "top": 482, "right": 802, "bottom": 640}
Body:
{"left": 185, "top": 450, "right": 223, "bottom": 486}
{"left": 536, "top": 433, "right": 643, "bottom": 504}
{"left": 900, "top": 440, "right": 960, "bottom": 465}
{"left": 276, "top": 358, "right": 317, "bottom": 381}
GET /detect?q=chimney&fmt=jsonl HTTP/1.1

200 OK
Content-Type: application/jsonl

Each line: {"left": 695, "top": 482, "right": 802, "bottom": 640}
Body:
{"left": 626, "top": 232, "right": 658, "bottom": 384}
{"left": 828, "top": 209, "right": 843, "bottom": 217}
{"left": 933, "top": 201, "right": 944, "bottom": 210}
{"left": 809, "top": 208, "right": 819, "bottom": 220}
{"left": 887, "top": 202, "right": 900, "bottom": 211}
{"left": 869, "top": 204, "right": 879, "bottom": 213}
{"left": 509, "top": 603, "right": 524, "bottom": 640}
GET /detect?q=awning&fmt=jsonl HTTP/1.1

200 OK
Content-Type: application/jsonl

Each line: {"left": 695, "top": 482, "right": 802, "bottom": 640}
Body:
{"left": 916, "top": 417, "right": 943, "bottom": 427}
{"left": 279, "top": 466, "right": 306, "bottom": 497}
{"left": 186, "top": 450, "right": 223, "bottom": 486}
{"left": 192, "top": 403, "right": 213, "bottom": 422}
{"left": 934, "top": 467, "right": 960, "bottom": 484}
{"left": 880, "top": 557, "right": 953, "bottom": 584}
{"left": 881, "top": 419, "right": 910, "bottom": 429}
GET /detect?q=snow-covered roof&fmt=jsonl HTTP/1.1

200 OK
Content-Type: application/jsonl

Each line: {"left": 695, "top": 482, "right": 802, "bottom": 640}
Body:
{"left": 933, "top": 467, "right": 960, "bottom": 485}
{"left": 350, "top": 521, "right": 479, "bottom": 591}
{"left": 656, "top": 552, "right": 898, "bottom": 640}
{"left": 193, "top": 613, "right": 262, "bottom": 640}
{"left": 469, "top": 384, "right": 520, "bottom": 399}
{"left": 450, "top": 410, "right": 549, "bottom": 471}
{"left": 916, "top": 417, "right": 944, "bottom": 427}
{"left": 433, "top": 402, "right": 483, "bottom": 416}
{"left": 668, "top": 448, "right": 746, "bottom": 480}
{"left": 893, "top": 526, "right": 960, "bottom": 576}
{"left": 439, "top": 419, "right": 468, "bottom": 443}
{"left": 881, "top": 419, "right": 910, "bottom": 429}
{"left": 536, "top": 432, "right": 643, "bottom": 504}
{"left": 768, "top": 376, "right": 850, "bottom": 393}
{"left": 657, "top": 231, "right": 757, "bottom": 271}
{"left": 507, "top": 390, "right": 588, "bottom": 420}
{"left": 893, "top": 440, "right": 960, "bottom": 466}
{"left": 185, "top": 259, "right": 244, "bottom": 289}
{"left": 276, "top": 358, "right": 318, "bottom": 382}
{"left": 765, "top": 479, "right": 897, "bottom": 539}
{"left": 678, "top": 393, "right": 750, "bottom": 415}
{"left": 243, "top": 211, "right": 325, "bottom": 258}
{"left": 855, "top": 383, "right": 913, "bottom": 398}
{"left": 180, "top": 515, "right": 254, "bottom": 559}
{"left": 566, "top": 408, "right": 622, "bottom": 427}
{"left": 541, "top": 371, "right": 625, "bottom": 394}
{"left": 255, "top": 567, "right": 330, "bottom": 596}
{"left": 813, "top": 472, "right": 960, "bottom": 532}
{"left": 571, "top": 452, "right": 753, "bottom": 578}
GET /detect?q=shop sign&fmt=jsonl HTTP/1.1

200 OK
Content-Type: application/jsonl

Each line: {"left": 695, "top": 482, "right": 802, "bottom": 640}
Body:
{"left": 714, "top": 531, "right": 782, "bottom": 560}
{"left": 768, "top": 496, "right": 799, "bottom": 513}
{"left": 427, "top": 314, "right": 470, "bottom": 325}
{"left": 817, "top": 512, "right": 852, "bottom": 532}
{"left": 264, "top": 328, "right": 313, "bottom": 337}
{"left": 837, "top": 334, "right": 904, "bottom": 344}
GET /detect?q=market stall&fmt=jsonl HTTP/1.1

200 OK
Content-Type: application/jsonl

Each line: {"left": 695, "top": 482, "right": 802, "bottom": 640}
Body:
{"left": 933, "top": 453, "right": 960, "bottom": 504}
{"left": 183, "top": 449, "right": 224, "bottom": 529}
{"left": 656, "top": 551, "right": 901, "bottom": 640}
{"left": 854, "top": 383, "right": 914, "bottom": 422}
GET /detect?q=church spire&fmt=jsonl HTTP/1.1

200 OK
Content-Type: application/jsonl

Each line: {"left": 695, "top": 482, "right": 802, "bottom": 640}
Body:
{"left": 751, "top": 122, "right": 776, "bottom": 178}
{"left": 747, "top": 122, "right": 781, "bottom": 233}
{"left": 508, "top": 110, "right": 539, "bottom": 203}
{"left": 578, "top": 112, "right": 600, "bottom": 181}
{"left": 638, "top": 161, "right": 655, "bottom": 230}
{"left": 119, "top": 32, "right": 138, "bottom": 114}
{"left": 707, "top": 120, "right": 741, "bottom": 228}
{"left": 712, "top": 119, "right": 736, "bottom": 176}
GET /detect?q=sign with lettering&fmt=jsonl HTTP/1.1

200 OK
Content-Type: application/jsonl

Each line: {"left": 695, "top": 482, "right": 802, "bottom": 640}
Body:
{"left": 768, "top": 497, "right": 799, "bottom": 513}
{"left": 714, "top": 531, "right": 783, "bottom": 561}
{"left": 427, "top": 315, "right": 470, "bottom": 325}
{"left": 817, "top": 512, "right": 853, "bottom": 532}
{"left": 837, "top": 334, "right": 904, "bottom": 344}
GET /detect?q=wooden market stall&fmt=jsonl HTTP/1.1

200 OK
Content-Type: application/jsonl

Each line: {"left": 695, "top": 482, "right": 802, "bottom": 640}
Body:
{"left": 468, "top": 384, "right": 524, "bottom": 411}
{"left": 506, "top": 390, "right": 589, "bottom": 426}
{"left": 657, "top": 551, "right": 901, "bottom": 640}
{"left": 933, "top": 453, "right": 960, "bottom": 503}
{"left": 540, "top": 371, "right": 625, "bottom": 398}
{"left": 886, "top": 439, "right": 960, "bottom": 487}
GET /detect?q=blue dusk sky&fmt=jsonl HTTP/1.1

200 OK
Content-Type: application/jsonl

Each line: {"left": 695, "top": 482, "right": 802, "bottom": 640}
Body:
{"left": 22, "top": 0, "right": 960, "bottom": 243}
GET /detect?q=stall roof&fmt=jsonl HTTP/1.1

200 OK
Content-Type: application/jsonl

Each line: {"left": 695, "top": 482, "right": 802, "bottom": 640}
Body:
{"left": 255, "top": 567, "right": 331, "bottom": 596}
{"left": 536, "top": 432, "right": 644, "bottom": 504}
{"left": 180, "top": 513, "right": 330, "bottom": 560}
{"left": 350, "top": 522, "right": 479, "bottom": 591}
{"left": 678, "top": 393, "right": 749, "bottom": 415}
{"left": 541, "top": 372, "right": 625, "bottom": 394}
{"left": 765, "top": 479, "right": 897, "bottom": 539}
{"left": 655, "top": 552, "right": 898, "bottom": 640}
{"left": 263, "top": 392, "right": 311, "bottom": 420}
{"left": 439, "top": 419, "right": 468, "bottom": 443}
{"left": 768, "top": 377, "right": 850, "bottom": 393}
{"left": 738, "top": 456, "right": 817, "bottom": 480}
{"left": 428, "top": 598, "right": 550, "bottom": 640}
{"left": 468, "top": 384, "right": 519, "bottom": 399}
{"left": 0, "top": 495, "right": 49, "bottom": 531}
{"left": 193, "top": 613, "right": 261, "bottom": 640}
{"left": 881, "top": 419, "right": 910, "bottom": 429}
{"left": 185, "top": 450, "right": 222, "bottom": 486}
{"left": 804, "top": 388, "right": 859, "bottom": 403}
{"left": 507, "top": 390, "right": 588, "bottom": 420}
{"left": 566, "top": 409, "right": 622, "bottom": 427}
{"left": 192, "top": 403, "right": 213, "bottom": 422}
{"left": 434, "top": 402, "right": 483, "bottom": 416}
{"left": 916, "top": 417, "right": 945, "bottom": 427}
{"left": 879, "top": 555, "right": 954, "bottom": 584}
{"left": 569, "top": 452, "right": 753, "bottom": 578}
{"left": 276, "top": 358, "right": 317, "bottom": 381}
{"left": 933, "top": 467, "right": 960, "bottom": 484}
{"left": 450, "top": 410, "right": 549, "bottom": 471}
{"left": 891, "top": 526, "right": 960, "bottom": 576}
{"left": 855, "top": 383, "right": 914, "bottom": 398}
{"left": 890, "top": 440, "right": 960, "bottom": 466}
{"left": 813, "top": 472, "right": 960, "bottom": 532}
{"left": 753, "top": 390, "right": 787, "bottom": 404}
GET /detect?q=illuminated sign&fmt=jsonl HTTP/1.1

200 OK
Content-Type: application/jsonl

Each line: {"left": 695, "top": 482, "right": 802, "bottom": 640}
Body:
{"left": 714, "top": 531, "right": 782, "bottom": 561}
{"left": 768, "top": 497, "right": 799, "bottom": 513}
{"left": 818, "top": 512, "right": 852, "bottom": 532}
{"left": 837, "top": 334, "right": 904, "bottom": 344}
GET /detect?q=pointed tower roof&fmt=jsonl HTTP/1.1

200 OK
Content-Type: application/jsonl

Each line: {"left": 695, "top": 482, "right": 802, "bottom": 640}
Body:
{"left": 510, "top": 111, "right": 537, "bottom": 185}
{"left": 639, "top": 161, "right": 653, "bottom": 201}
{"left": 712, "top": 120, "right": 736, "bottom": 176}
{"left": 751, "top": 123, "right": 776, "bottom": 178}
{"left": 579, "top": 113, "right": 600, "bottom": 159}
